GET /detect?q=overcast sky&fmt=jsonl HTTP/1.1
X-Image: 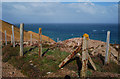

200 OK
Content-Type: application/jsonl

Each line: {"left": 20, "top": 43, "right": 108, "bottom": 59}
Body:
{"left": 2, "top": 2, "right": 118, "bottom": 24}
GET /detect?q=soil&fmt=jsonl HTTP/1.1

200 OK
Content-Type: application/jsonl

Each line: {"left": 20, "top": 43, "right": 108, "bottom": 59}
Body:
{"left": 2, "top": 62, "right": 26, "bottom": 77}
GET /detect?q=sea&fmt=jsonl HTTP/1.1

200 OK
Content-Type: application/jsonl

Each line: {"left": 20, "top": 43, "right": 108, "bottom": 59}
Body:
{"left": 15, "top": 23, "right": 119, "bottom": 44}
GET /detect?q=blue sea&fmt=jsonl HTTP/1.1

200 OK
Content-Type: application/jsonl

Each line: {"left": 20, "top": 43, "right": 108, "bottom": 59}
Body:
{"left": 15, "top": 23, "right": 118, "bottom": 44}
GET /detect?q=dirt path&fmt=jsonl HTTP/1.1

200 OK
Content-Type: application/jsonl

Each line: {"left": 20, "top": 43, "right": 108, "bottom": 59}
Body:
{"left": 2, "top": 62, "right": 26, "bottom": 77}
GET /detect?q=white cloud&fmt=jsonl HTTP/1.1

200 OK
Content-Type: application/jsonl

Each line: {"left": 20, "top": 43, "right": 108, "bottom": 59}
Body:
{"left": 2, "top": 0, "right": 120, "bottom": 2}
{"left": 2, "top": 2, "right": 118, "bottom": 23}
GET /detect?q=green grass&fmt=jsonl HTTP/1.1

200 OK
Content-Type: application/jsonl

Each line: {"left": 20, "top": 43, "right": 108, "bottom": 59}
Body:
{"left": 2, "top": 44, "right": 120, "bottom": 78}
{"left": 2, "top": 44, "right": 70, "bottom": 78}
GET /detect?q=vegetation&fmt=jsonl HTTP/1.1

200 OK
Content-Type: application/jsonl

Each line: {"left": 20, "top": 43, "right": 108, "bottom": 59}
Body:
{"left": 2, "top": 44, "right": 120, "bottom": 78}
{"left": 2, "top": 44, "right": 70, "bottom": 78}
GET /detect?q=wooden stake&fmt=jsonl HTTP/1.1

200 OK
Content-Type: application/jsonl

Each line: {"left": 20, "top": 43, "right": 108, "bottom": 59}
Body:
{"left": 12, "top": 25, "right": 15, "bottom": 47}
{"left": 59, "top": 45, "right": 82, "bottom": 68}
{"left": 81, "top": 36, "right": 88, "bottom": 77}
{"left": 39, "top": 28, "right": 42, "bottom": 57}
{"left": 87, "top": 52, "right": 96, "bottom": 70}
{"left": 108, "top": 48, "right": 111, "bottom": 63}
{"left": 20, "top": 23, "right": 24, "bottom": 56}
{"left": 4, "top": 30, "right": 7, "bottom": 45}
{"left": 57, "top": 38, "right": 59, "bottom": 42}
{"left": 91, "top": 45, "right": 101, "bottom": 56}
{"left": 105, "top": 31, "right": 110, "bottom": 64}
{"left": 30, "top": 34, "right": 32, "bottom": 45}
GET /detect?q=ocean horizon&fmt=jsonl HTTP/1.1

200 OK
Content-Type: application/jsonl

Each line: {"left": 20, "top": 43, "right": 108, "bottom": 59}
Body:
{"left": 15, "top": 23, "right": 118, "bottom": 44}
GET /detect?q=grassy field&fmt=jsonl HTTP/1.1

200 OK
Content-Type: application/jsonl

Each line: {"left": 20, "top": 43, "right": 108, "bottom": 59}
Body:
{"left": 2, "top": 44, "right": 120, "bottom": 78}
{"left": 2, "top": 44, "right": 70, "bottom": 78}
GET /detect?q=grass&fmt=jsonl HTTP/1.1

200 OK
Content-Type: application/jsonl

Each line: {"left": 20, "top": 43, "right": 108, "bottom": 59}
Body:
{"left": 2, "top": 44, "right": 120, "bottom": 78}
{"left": 2, "top": 44, "right": 70, "bottom": 78}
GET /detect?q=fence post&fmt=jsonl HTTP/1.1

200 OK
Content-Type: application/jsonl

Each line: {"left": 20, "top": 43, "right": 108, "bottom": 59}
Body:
{"left": 81, "top": 36, "right": 88, "bottom": 77}
{"left": 5, "top": 30, "right": 7, "bottom": 45}
{"left": 48, "top": 37, "right": 50, "bottom": 42}
{"left": 57, "top": 38, "right": 59, "bottom": 42}
{"left": 20, "top": 23, "right": 24, "bottom": 56}
{"left": 105, "top": 31, "right": 110, "bottom": 64}
{"left": 11, "top": 35, "right": 12, "bottom": 45}
{"left": 12, "top": 25, "right": 15, "bottom": 47}
{"left": 38, "top": 28, "right": 42, "bottom": 57}
{"left": 30, "top": 34, "right": 32, "bottom": 46}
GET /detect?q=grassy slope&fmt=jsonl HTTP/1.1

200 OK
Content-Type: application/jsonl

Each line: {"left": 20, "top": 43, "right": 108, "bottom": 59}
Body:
{"left": 2, "top": 44, "right": 120, "bottom": 78}
{"left": 2, "top": 45, "right": 70, "bottom": 78}
{"left": 0, "top": 20, "right": 55, "bottom": 42}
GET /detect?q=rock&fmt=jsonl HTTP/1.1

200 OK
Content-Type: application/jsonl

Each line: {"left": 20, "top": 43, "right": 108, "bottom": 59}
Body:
{"left": 47, "top": 72, "right": 52, "bottom": 74}
{"left": 30, "top": 63, "right": 33, "bottom": 66}
{"left": 29, "top": 60, "right": 32, "bottom": 63}
{"left": 61, "top": 68, "right": 63, "bottom": 69}
{"left": 34, "top": 65, "right": 37, "bottom": 67}
{"left": 116, "top": 45, "right": 119, "bottom": 49}
{"left": 9, "top": 72, "right": 14, "bottom": 75}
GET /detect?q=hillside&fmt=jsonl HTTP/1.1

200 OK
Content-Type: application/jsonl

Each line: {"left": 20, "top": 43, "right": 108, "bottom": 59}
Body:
{"left": 0, "top": 20, "right": 55, "bottom": 43}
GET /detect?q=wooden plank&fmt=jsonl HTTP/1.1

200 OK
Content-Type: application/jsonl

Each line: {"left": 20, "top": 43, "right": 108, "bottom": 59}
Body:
{"left": 87, "top": 52, "right": 97, "bottom": 70}
{"left": 105, "top": 31, "right": 110, "bottom": 64}
{"left": 59, "top": 45, "right": 82, "bottom": 68}
{"left": 81, "top": 36, "right": 88, "bottom": 77}
{"left": 38, "top": 28, "right": 42, "bottom": 57}
{"left": 111, "top": 52, "right": 118, "bottom": 64}
{"left": 5, "top": 30, "right": 7, "bottom": 45}
{"left": 91, "top": 45, "right": 101, "bottom": 56}
{"left": 12, "top": 25, "right": 15, "bottom": 47}
{"left": 20, "top": 23, "right": 24, "bottom": 56}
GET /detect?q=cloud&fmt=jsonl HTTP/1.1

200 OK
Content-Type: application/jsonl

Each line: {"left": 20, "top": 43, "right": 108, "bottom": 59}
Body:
{"left": 2, "top": 2, "right": 118, "bottom": 23}
{"left": 2, "top": 0, "right": 120, "bottom": 2}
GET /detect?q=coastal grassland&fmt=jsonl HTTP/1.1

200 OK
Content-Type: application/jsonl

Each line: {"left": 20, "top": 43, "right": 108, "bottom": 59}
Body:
{"left": 2, "top": 44, "right": 120, "bottom": 78}
{"left": 2, "top": 44, "right": 70, "bottom": 77}
{"left": 1, "top": 20, "right": 55, "bottom": 42}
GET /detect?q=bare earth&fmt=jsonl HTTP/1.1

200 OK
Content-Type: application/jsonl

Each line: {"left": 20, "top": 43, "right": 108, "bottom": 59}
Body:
{"left": 2, "top": 62, "right": 26, "bottom": 77}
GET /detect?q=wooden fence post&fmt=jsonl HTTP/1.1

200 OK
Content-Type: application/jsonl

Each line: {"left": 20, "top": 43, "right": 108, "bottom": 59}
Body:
{"left": 81, "top": 36, "right": 88, "bottom": 77}
{"left": 12, "top": 25, "right": 15, "bottom": 47}
{"left": 105, "top": 31, "right": 110, "bottom": 64}
{"left": 5, "top": 30, "right": 7, "bottom": 45}
{"left": 57, "top": 38, "right": 59, "bottom": 42}
{"left": 20, "top": 23, "right": 24, "bottom": 56}
{"left": 48, "top": 37, "right": 50, "bottom": 42}
{"left": 38, "top": 28, "right": 42, "bottom": 57}
{"left": 11, "top": 35, "right": 12, "bottom": 45}
{"left": 30, "top": 34, "right": 32, "bottom": 46}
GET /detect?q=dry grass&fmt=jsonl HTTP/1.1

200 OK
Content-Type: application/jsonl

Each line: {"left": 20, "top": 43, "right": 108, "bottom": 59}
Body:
{"left": 0, "top": 20, "right": 55, "bottom": 42}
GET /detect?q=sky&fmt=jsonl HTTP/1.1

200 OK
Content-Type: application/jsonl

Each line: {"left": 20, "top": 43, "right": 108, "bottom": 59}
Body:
{"left": 2, "top": 2, "right": 118, "bottom": 24}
